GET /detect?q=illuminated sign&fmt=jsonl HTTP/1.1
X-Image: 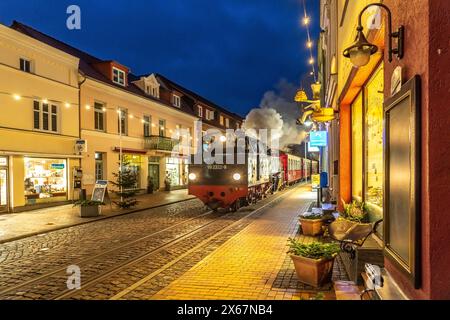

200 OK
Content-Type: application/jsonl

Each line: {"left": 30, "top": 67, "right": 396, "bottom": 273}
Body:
{"left": 310, "top": 131, "right": 327, "bottom": 147}
{"left": 308, "top": 142, "right": 319, "bottom": 152}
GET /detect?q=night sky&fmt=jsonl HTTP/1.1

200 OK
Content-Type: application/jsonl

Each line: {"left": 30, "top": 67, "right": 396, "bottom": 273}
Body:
{"left": 0, "top": 0, "right": 320, "bottom": 117}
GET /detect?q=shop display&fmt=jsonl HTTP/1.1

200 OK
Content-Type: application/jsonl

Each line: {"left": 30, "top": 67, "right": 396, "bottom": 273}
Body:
{"left": 24, "top": 158, "right": 67, "bottom": 204}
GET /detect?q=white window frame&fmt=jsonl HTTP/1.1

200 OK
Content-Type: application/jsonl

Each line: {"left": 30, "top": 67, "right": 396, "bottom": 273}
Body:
{"left": 94, "top": 102, "right": 106, "bottom": 132}
{"left": 112, "top": 67, "right": 126, "bottom": 86}
{"left": 19, "top": 57, "right": 33, "bottom": 73}
{"left": 220, "top": 115, "right": 224, "bottom": 126}
{"left": 225, "top": 118, "right": 230, "bottom": 128}
{"left": 33, "top": 100, "right": 59, "bottom": 133}
{"left": 172, "top": 95, "right": 181, "bottom": 108}
{"left": 198, "top": 105, "right": 203, "bottom": 118}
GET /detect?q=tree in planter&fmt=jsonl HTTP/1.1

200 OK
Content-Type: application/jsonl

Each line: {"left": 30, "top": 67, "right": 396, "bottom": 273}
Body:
{"left": 110, "top": 161, "right": 139, "bottom": 209}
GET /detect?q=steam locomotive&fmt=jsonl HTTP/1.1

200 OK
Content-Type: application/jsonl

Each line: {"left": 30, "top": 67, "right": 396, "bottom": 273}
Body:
{"left": 188, "top": 135, "right": 318, "bottom": 211}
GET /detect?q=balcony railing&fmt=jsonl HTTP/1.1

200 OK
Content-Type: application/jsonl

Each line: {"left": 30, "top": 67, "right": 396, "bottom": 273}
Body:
{"left": 144, "top": 135, "right": 178, "bottom": 152}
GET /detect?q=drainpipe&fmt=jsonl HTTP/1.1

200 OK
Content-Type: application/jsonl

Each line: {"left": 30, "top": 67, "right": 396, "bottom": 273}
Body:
{"left": 78, "top": 72, "right": 87, "bottom": 200}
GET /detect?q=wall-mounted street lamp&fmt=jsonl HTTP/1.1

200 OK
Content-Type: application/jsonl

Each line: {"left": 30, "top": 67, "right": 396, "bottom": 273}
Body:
{"left": 343, "top": 3, "right": 404, "bottom": 67}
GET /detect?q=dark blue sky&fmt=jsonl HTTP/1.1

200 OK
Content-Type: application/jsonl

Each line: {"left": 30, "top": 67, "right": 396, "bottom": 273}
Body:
{"left": 0, "top": 0, "right": 320, "bottom": 116}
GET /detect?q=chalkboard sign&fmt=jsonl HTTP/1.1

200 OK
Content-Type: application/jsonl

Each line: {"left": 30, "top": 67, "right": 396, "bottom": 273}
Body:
{"left": 91, "top": 180, "right": 108, "bottom": 203}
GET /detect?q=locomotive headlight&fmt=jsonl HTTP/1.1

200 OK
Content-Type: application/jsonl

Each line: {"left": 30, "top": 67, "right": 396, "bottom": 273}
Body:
{"left": 188, "top": 173, "right": 197, "bottom": 181}
{"left": 232, "top": 173, "right": 241, "bottom": 181}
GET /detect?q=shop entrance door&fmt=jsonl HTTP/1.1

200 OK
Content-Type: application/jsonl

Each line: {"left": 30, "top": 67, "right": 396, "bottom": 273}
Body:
{"left": 0, "top": 168, "right": 8, "bottom": 213}
{"left": 148, "top": 164, "right": 160, "bottom": 191}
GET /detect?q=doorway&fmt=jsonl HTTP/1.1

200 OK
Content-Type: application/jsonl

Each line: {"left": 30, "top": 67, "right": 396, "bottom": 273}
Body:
{"left": 0, "top": 166, "right": 8, "bottom": 213}
{"left": 148, "top": 163, "right": 160, "bottom": 191}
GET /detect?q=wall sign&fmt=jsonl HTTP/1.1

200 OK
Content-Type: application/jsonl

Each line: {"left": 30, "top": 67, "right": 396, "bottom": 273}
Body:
{"left": 384, "top": 75, "right": 421, "bottom": 288}
{"left": 310, "top": 131, "right": 328, "bottom": 147}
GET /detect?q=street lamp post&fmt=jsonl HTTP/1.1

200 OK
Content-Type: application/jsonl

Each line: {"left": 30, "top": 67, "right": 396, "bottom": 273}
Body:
{"left": 118, "top": 107, "right": 123, "bottom": 203}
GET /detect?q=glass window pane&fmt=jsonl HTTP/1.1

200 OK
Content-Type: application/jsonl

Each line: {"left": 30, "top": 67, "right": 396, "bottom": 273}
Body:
{"left": 365, "top": 64, "right": 384, "bottom": 220}
{"left": 351, "top": 92, "right": 363, "bottom": 200}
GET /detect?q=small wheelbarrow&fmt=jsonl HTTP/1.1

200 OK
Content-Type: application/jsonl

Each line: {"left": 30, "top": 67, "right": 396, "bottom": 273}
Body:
{"left": 325, "top": 218, "right": 383, "bottom": 259}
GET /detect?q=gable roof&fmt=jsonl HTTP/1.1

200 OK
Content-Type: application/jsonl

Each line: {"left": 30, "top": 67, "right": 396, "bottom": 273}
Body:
{"left": 153, "top": 73, "right": 243, "bottom": 122}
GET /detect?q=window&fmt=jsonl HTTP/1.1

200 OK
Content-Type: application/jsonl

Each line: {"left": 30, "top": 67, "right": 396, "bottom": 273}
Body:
{"left": 143, "top": 115, "right": 151, "bottom": 137}
{"left": 220, "top": 115, "right": 224, "bottom": 126}
{"left": 20, "top": 58, "right": 32, "bottom": 73}
{"left": 198, "top": 105, "right": 203, "bottom": 118}
{"left": 113, "top": 67, "right": 126, "bottom": 86}
{"left": 236, "top": 122, "right": 240, "bottom": 129}
{"left": 225, "top": 118, "right": 230, "bottom": 128}
{"left": 364, "top": 65, "right": 384, "bottom": 213}
{"left": 118, "top": 108, "right": 128, "bottom": 135}
{"left": 159, "top": 119, "right": 166, "bottom": 137}
{"left": 351, "top": 92, "right": 363, "bottom": 200}
{"left": 95, "top": 152, "right": 105, "bottom": 181}
{"left": 152, "top": 87, "right": 159, "bottom": 98}
{"left": 172, "top": 95, "right": 181, "bottom": 108}
{"left": 94, "top": 102, "right": 105, "bottom": 131}
{"left": 33, "top": 100, "right": 58, "bottom": 132}
{"left": 205, "top": 109, "right": 215, "bottom": 120}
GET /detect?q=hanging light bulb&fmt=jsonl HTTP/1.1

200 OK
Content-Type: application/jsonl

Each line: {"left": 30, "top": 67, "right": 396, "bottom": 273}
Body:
{"left": 85, "top": 104, "right": 91, "bottom": 110}
{"left": 65, "top": 102, "right": 70, "bottom": 108}
{"left": 13, "top": 94, "right": 21, "bottom": 101}
{"left": 102, "top": 107, "right": 107, "bottom": 112}
{"left": 308, "top": 58, "right": 314, "bottom": 65}
{"left": 42, "top": 98, "right": 48, "bottom": 104}
{"left": 306, "top": 40, "right": 313, "bottom": 48}
{"left": 303, "top": 16, "right": 310, "bottom": 25}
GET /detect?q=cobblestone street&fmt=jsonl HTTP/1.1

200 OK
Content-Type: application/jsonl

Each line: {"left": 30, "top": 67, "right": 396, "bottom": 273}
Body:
{"left": 0, "top": 184, "right": 346, "bottom": 300}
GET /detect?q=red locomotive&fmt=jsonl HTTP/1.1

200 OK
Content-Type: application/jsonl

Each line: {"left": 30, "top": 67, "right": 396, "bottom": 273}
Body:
{"left": 188, "top": 136, "right": 318, "bottom": 211}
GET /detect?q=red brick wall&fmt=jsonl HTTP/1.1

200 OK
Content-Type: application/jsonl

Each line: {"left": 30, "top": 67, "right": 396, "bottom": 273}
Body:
{"left": 383, "top": 0, "right": 450, "bottom": 300}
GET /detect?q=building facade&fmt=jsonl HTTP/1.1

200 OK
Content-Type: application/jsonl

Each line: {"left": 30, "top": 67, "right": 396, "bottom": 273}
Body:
{"left": 10, "top": 21, "right": 243, "bottom": 198}
{"left": 0, "top": 23, "right": 81, "bottom": 213}
{"left": 320, "top": 0, "right": 450, "bottom": 299}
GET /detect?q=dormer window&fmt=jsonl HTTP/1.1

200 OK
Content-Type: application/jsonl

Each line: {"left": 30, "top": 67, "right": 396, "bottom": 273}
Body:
{"left": 113, "top": 67, "right": 126, "bottom": 86}
{"left": 172, "top": 95, "right": 181, "bottom": 108}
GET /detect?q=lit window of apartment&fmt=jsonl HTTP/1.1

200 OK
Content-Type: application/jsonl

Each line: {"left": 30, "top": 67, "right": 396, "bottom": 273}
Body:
{"left": 220, "top": 115, "right": 224, "bottom": 126}
{"left": 118, "top": 108, "right": 128, "bottom": 135}
{"left": 143, "top": 115, "right": 151, "bottom": 137}
{"left": 225, "top": 118, "right": 230, "bottom": 128}
{"left": 94, "top": 102, "right": 106, "bottom": 131}
{"left": 152, "top": 87, "right": 159, "bottom": 98}
{"left": 20, "top": 58, "right": 32, "bottom": 73}
{"left": 33, "top": 100, "right": 58, "bottom": 133}
{"left": 198, "top": 105, "right": 203, "bottom": 118}
{"left": 113, "top": 67, "right": 126, "bottom": 86}
{"left": 159, "top": 119, "right": 166, "bottom": 137}
{"left": 206, "top": 109, "right": 214, "bottom": 121}
{"left": 172, "top": 95, "right": 181, "bottom": 108}
{"left": 95, "top": 152, "right": 105, "bottom": 181}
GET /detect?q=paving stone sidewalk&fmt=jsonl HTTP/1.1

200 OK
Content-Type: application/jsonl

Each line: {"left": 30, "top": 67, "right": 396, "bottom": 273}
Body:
{"left": 151, "top": 185, "right": 340, "bottom": 300}
{"left": 0, "top": 190, "right": 194, "bottom": 243}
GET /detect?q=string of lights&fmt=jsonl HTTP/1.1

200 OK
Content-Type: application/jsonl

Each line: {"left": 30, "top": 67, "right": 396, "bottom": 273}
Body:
{"left": 0, "top": 90, "right": 193, "bottom": 138}
{"left": 301, "top": 0, "right": 317, "bottom": 82}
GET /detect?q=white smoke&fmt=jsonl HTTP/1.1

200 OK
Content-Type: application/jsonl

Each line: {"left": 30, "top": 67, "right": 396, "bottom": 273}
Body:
{"left": 243, "top": 79, "right": 307, "bottom": 149}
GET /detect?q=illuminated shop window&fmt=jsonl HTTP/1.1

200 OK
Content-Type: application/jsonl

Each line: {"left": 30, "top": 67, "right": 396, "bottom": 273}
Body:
{"left": 351, "top": 92, "right": 363, "bottom": 200}
{"left": 24, "top": 158, "right": 67, "bottom": 205}
{"left": 365, "top": 64, "right": 384, "bottom": 220}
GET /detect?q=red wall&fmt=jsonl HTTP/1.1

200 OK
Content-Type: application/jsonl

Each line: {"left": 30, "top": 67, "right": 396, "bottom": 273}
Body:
{"left": 384, "top": 0, "right": 450, "bottom": 300}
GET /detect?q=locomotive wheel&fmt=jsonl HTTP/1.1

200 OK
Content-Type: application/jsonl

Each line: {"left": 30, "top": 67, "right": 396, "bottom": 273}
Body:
{"left": 230, "top": 200, "right": 240, "bottom": 212}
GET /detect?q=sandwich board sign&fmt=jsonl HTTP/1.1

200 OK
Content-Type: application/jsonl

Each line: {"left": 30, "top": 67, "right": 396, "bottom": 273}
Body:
{"left": 91, "top": 180, "right": 109, "bottom": 203}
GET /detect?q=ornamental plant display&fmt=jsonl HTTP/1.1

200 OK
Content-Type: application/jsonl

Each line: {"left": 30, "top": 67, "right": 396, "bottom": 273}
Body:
{"left": 299, "top": 212, "right": 326, "bottom": 236}
{"left": 111, "top": 161, "right": 139, "bottom": 209}
{"left": 72, "top": 200, "right": 105, "bottom": 207}
{"left": 287, "top": 239, "right": 340, "bottom": 287}
{"left": 287, "top": 239, "right": 340, "bottom": 260}
{"left": 341, "top": 199, "right": 369, "bottom": 223}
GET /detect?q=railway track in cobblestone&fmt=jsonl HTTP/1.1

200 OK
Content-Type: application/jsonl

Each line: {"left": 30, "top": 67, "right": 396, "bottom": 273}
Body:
{"left": 0, "top": 205, "right": 214, "bottom": 299}
{"left": 60, "top": 186, "right": 298, "bottom": 300}
{"left": 0, "top": 185, "right": 301, "bottom": 300}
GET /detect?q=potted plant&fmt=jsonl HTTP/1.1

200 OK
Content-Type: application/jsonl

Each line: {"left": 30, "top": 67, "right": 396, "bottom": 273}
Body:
{"left": 299, "top": 212, "right": 326, "bottom": 236}
{"left": 341, "top": 199, "right": 369, "bottom": 223}
{"left": 287, "top": 239, "right": 340, "bottom": 287}
{"left": 73, "top": 200, "right": 104, "bottom": 217}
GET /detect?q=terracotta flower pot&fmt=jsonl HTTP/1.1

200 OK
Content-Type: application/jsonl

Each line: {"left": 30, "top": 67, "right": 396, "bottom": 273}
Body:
{"left": 290, "top": 254, "right": 335, "bottom": 287}
{"left": 299, "top": 218, "right": 325, "bottom": 236}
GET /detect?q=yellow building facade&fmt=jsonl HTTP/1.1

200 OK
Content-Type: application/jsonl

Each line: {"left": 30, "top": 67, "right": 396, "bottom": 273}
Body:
{"left": 0, "top": 24, "right": 81, "bottom": 212}
{"left": 80, "top": 76, "right": 199, "bottom": 195}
